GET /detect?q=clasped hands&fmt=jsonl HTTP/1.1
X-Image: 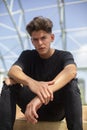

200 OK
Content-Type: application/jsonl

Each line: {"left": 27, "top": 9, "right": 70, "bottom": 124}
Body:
{"left": 25, "top": 80, "right": 54, "bottom": 124}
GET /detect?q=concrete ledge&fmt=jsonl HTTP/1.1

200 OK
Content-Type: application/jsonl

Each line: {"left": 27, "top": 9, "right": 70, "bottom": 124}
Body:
{"left": 83, "top": 121, "right": 87, "bottom": 130}
{"left": 14, "top": 119, "right": 87, "bottom": 130}
{"left": 14, "top": 105, "right": 87, "bottom": 130}
{"left": 14, "top": 120, "right": 68, "bottom": 130}
{"left": 83, "top": 105, "right": 87, "bottom": 121}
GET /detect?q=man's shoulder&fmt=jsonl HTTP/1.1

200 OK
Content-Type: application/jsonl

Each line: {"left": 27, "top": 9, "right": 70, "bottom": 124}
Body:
{"left": 22, "top": 49, "right": 36, "bottom": 53}
{"left": 21, "top": 49, "right": 36, "bottom": 55}
{"left": 55, "top": 49, "right": 72, "bottom": 55}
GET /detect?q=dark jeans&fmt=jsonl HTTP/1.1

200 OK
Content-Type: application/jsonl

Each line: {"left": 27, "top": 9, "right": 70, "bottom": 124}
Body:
{"left": 0, "top": 79, "right": 83, "bottom": 130}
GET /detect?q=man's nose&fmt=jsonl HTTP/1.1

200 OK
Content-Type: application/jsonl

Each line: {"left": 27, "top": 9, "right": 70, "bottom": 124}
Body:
{"left": 38, "top": 39, "right": 43, "bottom": 45}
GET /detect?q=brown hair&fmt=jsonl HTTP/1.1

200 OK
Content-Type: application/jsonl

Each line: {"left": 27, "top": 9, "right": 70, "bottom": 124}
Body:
{"left": 26, "top": 16, "right": 53, "bottom": 36}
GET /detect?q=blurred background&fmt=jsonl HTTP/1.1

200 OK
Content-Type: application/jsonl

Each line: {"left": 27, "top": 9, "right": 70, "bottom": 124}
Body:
{"left": 0, "top": 0, "right": 87, "bottom": 105}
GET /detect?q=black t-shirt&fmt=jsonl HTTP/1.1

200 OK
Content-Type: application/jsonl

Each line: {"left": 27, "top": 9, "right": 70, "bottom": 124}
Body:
{"left": 13, "top": 49, "right": 75, "bottom": 81}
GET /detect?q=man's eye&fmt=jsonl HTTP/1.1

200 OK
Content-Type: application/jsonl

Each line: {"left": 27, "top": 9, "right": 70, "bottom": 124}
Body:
{"left": 41, "top": 36, "right": 46, "bottom": 40}
{"left": 33, "top": 38, "right": 38, "bottom": 42}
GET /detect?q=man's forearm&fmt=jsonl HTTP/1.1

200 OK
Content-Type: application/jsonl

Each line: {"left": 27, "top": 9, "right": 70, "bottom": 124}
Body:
{"left": 8, "top": 65, "right": 34, "bottom": 87}
{"left": 49, "top": 64, "right": 77, "bottom": 93}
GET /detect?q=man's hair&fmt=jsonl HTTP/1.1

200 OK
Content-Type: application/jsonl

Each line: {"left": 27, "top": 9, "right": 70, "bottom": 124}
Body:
{"left": 26, "top": 16, "right": 53, "bottom": 36}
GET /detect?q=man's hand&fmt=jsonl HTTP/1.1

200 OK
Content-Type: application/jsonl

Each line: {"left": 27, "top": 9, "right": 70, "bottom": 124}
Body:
{"left": 28, "top": 80, "right": 54, "bottom": 104}
{"left": 5, "top": 78, "right": 17, "bottom": 86}
{"left": 25, "top": 96, "right": 42, "bottom": 124}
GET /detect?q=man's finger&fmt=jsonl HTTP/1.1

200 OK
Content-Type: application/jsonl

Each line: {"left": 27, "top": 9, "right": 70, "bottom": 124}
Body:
{"left": 47, "top": 87, "right": 54, "bottom": 101}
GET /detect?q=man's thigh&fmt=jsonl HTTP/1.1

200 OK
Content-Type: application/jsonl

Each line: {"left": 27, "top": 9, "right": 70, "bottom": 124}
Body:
{"left": 37, "top": 89, "right": 65, "bottom": 121}
{"left": 16, "top": 86, "right": 36, "bottom": 113}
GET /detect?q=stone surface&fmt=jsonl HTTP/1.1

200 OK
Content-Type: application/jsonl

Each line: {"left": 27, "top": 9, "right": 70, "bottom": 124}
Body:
{"left": 13, "top": 105, "right": 87, "bottom": 130}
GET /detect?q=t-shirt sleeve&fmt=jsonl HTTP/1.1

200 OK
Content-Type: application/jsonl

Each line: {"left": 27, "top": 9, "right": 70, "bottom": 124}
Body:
{"left": 62, "top": 51, "right": 76, "bottom": 68}
{"left": 13, "top": 51, "right": 28, "bottom": 71}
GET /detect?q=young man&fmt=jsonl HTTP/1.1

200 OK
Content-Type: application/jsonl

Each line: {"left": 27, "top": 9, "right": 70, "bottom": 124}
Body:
{"left": 0, "top": 16, "right": 83, "bottom": 130}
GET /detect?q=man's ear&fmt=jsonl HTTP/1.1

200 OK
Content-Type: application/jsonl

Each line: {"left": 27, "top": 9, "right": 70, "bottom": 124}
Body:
{"left": 51, "top": 34, "right": 55, "bottom": 42}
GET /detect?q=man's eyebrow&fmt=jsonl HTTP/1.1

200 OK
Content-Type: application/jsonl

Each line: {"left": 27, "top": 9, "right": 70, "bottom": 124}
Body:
{"left": 32, "top": 35, "right": 47, "bottom": 39}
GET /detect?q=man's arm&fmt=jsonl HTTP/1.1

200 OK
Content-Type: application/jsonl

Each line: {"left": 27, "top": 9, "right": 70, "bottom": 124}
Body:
{"left": 25, "top": 96, "right": 42, "bottom": 124}
{"left": 49, "top": 64, "right": 77, "bottom": 92}
{"left": 8, "top": 65, "right": 54, "bottom": 104}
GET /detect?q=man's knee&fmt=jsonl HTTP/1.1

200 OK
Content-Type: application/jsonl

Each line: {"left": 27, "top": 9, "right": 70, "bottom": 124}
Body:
{"left": 65, "top": 79, "right": 80, "bottom": 93}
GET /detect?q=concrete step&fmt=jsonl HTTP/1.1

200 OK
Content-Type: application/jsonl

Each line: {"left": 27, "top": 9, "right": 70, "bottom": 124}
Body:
{"left": 14, "top": 119, "right": 87, "bottom": 130}
{"left": 14, "top": 120, "right": 67, "bottom": 130}
{"left": 13, "top": 105, "right": 87, "bottom": 130}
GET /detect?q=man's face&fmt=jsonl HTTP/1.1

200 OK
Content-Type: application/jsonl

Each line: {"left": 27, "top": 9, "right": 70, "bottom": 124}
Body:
{"left": 31, "top": 30, "right": 54, "bottom": 57}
